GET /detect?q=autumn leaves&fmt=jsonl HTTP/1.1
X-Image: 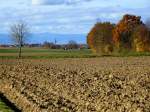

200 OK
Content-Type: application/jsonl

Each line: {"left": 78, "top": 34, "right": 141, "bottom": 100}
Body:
{"left": 87, "top": 14, "right": 150, "bottom": 54}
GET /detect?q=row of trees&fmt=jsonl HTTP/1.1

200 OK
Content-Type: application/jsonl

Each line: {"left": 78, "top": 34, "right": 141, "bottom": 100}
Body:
{"left": 87, "top": 14, "right": 150, "bottom": 54}
{"left": 42, "top": 40, "right": 84, "bottom": 49}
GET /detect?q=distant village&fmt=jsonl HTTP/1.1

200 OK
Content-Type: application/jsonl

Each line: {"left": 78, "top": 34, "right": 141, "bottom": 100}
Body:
{"left": 0, "top": 41, "right": 88, "bottom": 50}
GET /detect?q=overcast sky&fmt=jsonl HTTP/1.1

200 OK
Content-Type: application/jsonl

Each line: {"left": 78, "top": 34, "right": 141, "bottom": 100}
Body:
{"left": 0, "top": 0, "right": 150, "bottom": 34}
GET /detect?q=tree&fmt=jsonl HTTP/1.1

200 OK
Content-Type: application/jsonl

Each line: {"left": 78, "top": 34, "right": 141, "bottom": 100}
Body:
{"left": 42, "top": 41, "right": 62, "bottom": 49}
{"left": 113, "top": 14, "right": 143, "bottom": 50}
{"left": 10, "top": 21, "right": 29, "bottom": 58}
{"left": 132, "top": 25, "right": 150, "bottom": 52}
{"left": 146, "top": 18, "right": 150, "bottom": 30}
{"left": 87, "top": 22, "right": 114, "bottom": 54}
{"left": 67, "top": 40, "right": 79, "bottom": 49}
{"left": 43, "top": 41, "right": 53, "bottom": 48}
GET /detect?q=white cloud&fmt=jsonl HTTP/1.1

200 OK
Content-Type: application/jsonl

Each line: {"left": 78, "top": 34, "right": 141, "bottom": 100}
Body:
{"left": 0, "top": 0, "right": 150, "bottom": 34}
{"left": 32, "top": 0, "right": 92, "bottom": 5}
{"left": 32, "top": 0, "right": 64, "bottom": 5}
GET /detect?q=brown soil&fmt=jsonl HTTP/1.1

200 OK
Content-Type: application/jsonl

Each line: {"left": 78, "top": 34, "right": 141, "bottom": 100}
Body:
{"left": 0, "top": 57, "right": 150, "bottom": 112}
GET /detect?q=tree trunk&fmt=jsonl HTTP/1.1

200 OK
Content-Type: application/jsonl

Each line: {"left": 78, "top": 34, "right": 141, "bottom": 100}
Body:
{"left": 19, "top": 45, "right": 22, "bottom": 58}
{"left": 19, "top": 36, "right": 23, "bottom": 58}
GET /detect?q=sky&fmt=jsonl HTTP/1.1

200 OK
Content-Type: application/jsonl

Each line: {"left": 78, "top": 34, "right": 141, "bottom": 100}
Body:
{"left": 0, "top": 0, "right": 150, "bottom": 34}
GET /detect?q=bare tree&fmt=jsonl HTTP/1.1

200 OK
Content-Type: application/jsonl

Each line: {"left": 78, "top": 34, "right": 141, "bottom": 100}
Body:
{"left": 10, "top": 21, "right": 29, "bottom": 58}
{"left": 146, "top": 18, "right": 150, "bottom": 30}
{"left": 67, "top": 40, "right": 79, "bottom": 49}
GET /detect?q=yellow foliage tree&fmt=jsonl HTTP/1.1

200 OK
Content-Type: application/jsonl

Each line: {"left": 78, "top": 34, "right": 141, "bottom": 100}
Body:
{"left": 87, "top": 22, "right": 114, "bottom": 54}
{"left": 132, "top": 25, "right": 150, "bottom": 52}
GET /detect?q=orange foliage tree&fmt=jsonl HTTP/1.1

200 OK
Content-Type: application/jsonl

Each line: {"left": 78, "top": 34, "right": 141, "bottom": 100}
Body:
{"left": 132, "top": 25, "right": 150, "bottom": 52}
{"left": 87, "top": 22, "right": 114, "bottom": 53}
{"left": 87, "top": 14, "right": 150, "bottom": 53}
{"left": 113, "top": 14, "right": 143, "bottom": 49}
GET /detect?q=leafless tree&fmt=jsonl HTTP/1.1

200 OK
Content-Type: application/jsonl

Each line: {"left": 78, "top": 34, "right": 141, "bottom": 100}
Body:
{"left": 146, "top": 18, "right": 150, "bottom": 30}
{"left": 67, "top": 40, "right": 79, "bottom": 49}
{"left": 10, "top": 21, "right": 29, "bottom": 58}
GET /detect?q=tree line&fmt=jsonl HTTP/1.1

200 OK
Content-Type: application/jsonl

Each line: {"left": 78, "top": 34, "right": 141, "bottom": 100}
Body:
{"left": 0, "top": 41, "right": 87, "bottom": 49}
{"left": 7, "top": 14, "right": 150, "bottom": 58}
{"left": 87, "top": 14, "right": 150, "bottom": 54}
{"left": 41, "top": 40, "right": 87, "bottom": 50}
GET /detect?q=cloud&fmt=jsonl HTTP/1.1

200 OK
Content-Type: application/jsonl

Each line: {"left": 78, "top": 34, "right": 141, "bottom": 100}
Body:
{"left": 32, "top": 0, "right": 64, "bottom": 5}
{"left": 0, "top": 0, "right": 150, "bottom": 34}
{"left": 32, "top": 0, "right": 92, "bottom": 5}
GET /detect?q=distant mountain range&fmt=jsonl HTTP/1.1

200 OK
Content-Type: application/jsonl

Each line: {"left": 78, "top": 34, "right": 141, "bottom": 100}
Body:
{"left": 0, "top": 33, "right": 87, "bottom": 44}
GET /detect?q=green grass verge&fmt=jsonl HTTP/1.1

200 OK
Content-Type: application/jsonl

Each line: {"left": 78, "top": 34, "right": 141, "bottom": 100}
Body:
{"left": 0, "top": 54, "right": 98, "bottom": 59}
{"left": 0, "top": 48, "right": 91, "bottom": 53}
{"left": 111, "top": 50, "right": 150, "bottom": 57}
{"left": 0, "top": 99, "right": 14, "bottom": 112}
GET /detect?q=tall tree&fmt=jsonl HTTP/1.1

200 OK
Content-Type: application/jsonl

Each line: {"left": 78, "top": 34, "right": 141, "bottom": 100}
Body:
{"left": 10, "top": 21, "right": 29, "bottom": 58}
{"left": 146, "top": 18, "right": 150, "bottom": 30}
{"left": 132, "top": 25, "right": 150, "bottom": 52}
{"left": 113, "top": 14, "right": 143, "bottom": 49}
{"left": 87, "top": 22, "right": 114, "bottom": 54}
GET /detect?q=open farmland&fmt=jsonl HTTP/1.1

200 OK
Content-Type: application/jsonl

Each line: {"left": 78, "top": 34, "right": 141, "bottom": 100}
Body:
{"left": 0, "top": 57, "right": 150, "bottom": 112}
{"left": 1, "top": 47, "right": 150, "bottom": 59}
{"left": 0, "top": 47, "right": 95, "bottom": 59}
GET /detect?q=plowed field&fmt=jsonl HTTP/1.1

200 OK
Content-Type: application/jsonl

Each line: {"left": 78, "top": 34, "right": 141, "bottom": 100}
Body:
{"left": 0, "top": 57, "right": 150, "bottom": 112}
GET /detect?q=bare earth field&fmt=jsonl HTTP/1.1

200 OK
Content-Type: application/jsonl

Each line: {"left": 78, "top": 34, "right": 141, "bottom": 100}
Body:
{"left": 0, "top": 57, "right": 150, "bottom": 112}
